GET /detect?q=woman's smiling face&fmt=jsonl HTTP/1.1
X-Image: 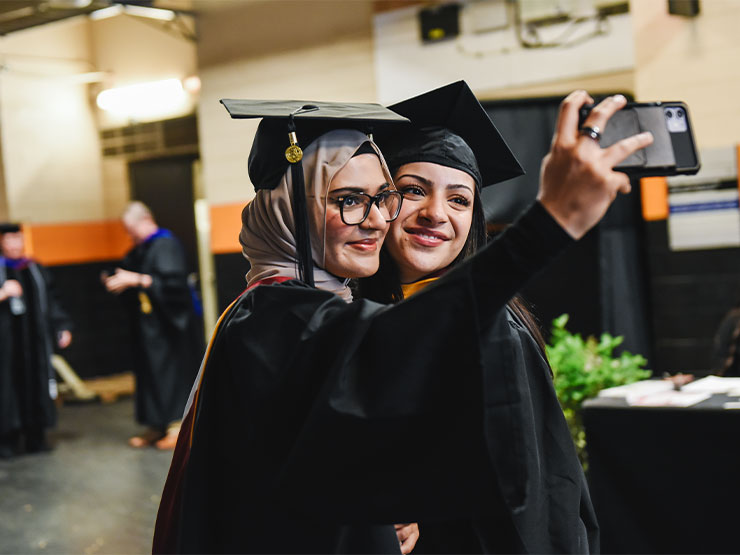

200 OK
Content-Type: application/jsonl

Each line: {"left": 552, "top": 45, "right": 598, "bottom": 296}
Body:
{"left": 323, "top": 153, "right": 392, "bottom": 279}
{"left": 386, "top": 162, "right": 476, "bottom": 283}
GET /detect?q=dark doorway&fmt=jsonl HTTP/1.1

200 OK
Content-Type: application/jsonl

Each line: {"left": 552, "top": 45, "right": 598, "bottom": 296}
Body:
{"left": 128, "top": 155, "right": 199, "bottom": 273}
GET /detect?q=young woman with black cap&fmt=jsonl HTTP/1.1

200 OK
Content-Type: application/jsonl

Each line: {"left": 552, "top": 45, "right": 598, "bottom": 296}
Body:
{"left": 154, "top": 92, "right": 652, "bottom": 554}
{"left": 361, "top": 81, "right": 600, "bottom": 554}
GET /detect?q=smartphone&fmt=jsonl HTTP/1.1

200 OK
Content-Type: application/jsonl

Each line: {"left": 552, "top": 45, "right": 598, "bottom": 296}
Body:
{"left": 579, "top": 101, "right": 700, "bottom": 177}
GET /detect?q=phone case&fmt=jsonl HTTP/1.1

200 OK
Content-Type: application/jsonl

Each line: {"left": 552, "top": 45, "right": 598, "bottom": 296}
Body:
{"left": 579, "top": 101, "right": 701, "bottom": 177}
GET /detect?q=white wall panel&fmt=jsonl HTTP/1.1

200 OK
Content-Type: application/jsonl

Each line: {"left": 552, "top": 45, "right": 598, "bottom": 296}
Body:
{"left": 373, "top": 5, "right": 635, "bottom": 103}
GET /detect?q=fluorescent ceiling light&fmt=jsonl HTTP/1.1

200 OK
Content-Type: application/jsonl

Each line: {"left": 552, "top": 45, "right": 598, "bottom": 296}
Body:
{"left": 182, "top": 75, "right": 201, "bottom": 94}
{"left": 89, "top": 5, "right": 123, "bottom": 19}
{"left": 49, "top": 0, "right": 93, "bottom": 7}
{"left": 96, "top": 78, "right": 188, "bottom": 120}
{"left": 89, "top": 3, "right": 176, "bottom": 21}
{"left": 123, "top": 4, "right": 176, "bottom": 21}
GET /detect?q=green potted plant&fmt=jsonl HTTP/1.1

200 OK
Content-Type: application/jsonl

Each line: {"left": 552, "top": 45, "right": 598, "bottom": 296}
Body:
{"left": 546, "top": 314, "right": 652, "bottom": 466}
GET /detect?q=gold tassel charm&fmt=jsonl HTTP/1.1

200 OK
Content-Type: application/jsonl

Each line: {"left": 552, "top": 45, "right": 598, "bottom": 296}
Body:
{"left": 139, "top": 291, "right": 153, "bottom": 314}
{"left": 285, "top": 130, "right": 303, "bottom": 163}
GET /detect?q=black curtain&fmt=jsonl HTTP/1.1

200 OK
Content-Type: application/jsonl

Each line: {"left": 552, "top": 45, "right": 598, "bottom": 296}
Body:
{"left": 482, "top": 96, "right": 653, "bottom": 362}
{"left": 598, "top": 187, "right": 653, "bottom": 361}
{"left": 483, "top": 99, "right": 560, "bottom": 224}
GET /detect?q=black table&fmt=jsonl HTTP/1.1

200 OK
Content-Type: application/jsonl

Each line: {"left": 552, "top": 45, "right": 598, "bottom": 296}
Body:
{"left": 583, "top": 392, "right": 740, "bottom": 554}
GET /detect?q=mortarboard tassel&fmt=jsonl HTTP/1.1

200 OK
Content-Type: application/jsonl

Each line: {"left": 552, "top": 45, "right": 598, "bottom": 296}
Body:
{"left": 286, "top": 117, "right": 315, "bottom": 288}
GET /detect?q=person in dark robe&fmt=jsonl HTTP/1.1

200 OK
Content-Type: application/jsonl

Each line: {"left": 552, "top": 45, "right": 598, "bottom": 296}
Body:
{"left": 0, "top": 223, "right": 72, "bottom": 458}
{"left": 360, "top": 81, "right": 598, "bottom": 553}
{"left": 153, "top": 91, "right": 653, "bottom": 554}
{"left": 713, "top": 296, "right": 740, "bottom": 376}
{"left": 103, "top": 202, "right": 201, "bottom": 450}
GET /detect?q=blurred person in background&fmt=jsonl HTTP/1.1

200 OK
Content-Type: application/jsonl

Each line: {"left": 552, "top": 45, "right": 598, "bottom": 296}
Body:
{"left": 103, "top": 202, "right": 201, "bottom": 450}
{"left": 0, "top": 223, "right": 72, "bottom": 458}
{"left": 713, "top": 293, "right": 740, "bottom": 376}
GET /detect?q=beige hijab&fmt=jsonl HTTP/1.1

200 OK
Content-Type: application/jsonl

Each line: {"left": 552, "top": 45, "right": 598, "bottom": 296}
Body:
{"left": 240, "top": 129, "right": 393, "bottom": 302}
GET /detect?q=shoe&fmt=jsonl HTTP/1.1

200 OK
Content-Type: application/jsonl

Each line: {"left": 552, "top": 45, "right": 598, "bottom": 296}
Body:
{"left": 128, "top": 429, "right": 164, "bottom": 448}
{"left": 154, "top": 430, "right": 179, "bottom": 450}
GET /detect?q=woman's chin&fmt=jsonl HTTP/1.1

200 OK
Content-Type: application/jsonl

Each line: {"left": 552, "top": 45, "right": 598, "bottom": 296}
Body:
{"left": 327, "top": 261, "right": 379, "bottom": 280}
{"left": 398, "top": 259, "right": 446, "bottom": 283}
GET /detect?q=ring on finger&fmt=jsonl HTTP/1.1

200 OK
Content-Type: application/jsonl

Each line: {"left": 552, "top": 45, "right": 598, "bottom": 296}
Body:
{"left": 579, "top": 125, "right": 602, "bottom": 142}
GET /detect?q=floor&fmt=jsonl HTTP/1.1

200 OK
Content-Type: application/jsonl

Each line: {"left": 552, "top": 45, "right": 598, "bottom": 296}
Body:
{"left": 0, "top": 397, "right": 173, "bottom": 555}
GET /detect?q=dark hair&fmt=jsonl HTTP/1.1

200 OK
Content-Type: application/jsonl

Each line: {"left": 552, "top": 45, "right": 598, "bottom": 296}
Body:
{"left": 357, "top": 179, "right": 547, "bottom": 354}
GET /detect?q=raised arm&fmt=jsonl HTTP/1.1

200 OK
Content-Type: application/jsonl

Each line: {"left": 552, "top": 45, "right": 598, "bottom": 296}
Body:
{"left": 273, "top": 92, "right": 654, "bottom": 521}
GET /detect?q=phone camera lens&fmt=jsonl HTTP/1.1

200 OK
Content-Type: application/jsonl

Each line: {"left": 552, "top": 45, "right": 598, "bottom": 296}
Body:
{"left": 666, "top": 110, "right": 673, "bottom": 118}
{"left": 676, "top": 109, "right": 684, "bottom": 118}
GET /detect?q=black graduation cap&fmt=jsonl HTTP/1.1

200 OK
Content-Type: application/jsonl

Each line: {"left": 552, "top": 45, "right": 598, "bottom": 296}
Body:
{"left": 377, "top": 80, "right": 524, "bottom": 189}
{"left": 0, "top": 223, "right": 21, "bottom": 234}
{"left": 220, "top": 98, "right": 409, "bottom": 287}
{"left": 220, "top": 99, "right": 410, "bottom": 191}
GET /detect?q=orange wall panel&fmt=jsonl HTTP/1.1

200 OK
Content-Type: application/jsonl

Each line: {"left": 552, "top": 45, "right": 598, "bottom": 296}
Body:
{"left": 641, "top": 176, "right": 669, "bottom": 221}
{"left": 210, "top": 202, "right": 246, "bottom": 255}
{"left": 24, "top": 221, "right": 133, "bottom": 266}
{"left": 737, "top": 145, "right": 740, "bottom": 195}
{"left": 18, "top": 201, "right": 250, "bottom": 265}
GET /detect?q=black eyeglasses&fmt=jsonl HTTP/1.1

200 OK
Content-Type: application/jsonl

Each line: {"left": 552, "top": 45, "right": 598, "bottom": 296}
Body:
{"left": 330, "top": 190, "right": 404, "bottom": 225}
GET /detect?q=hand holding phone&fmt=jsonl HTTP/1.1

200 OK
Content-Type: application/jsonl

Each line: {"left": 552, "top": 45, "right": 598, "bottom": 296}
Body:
{"left": 579, "top": 101, "right": 700, "bottom": 177}
{"left": 539, "top": 92, "right": 654, "bottom": 239}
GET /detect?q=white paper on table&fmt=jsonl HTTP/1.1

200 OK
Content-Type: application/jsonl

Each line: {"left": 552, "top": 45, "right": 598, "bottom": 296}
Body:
{"left": 598, "top": 380, "right": 674, "bottom": 399}
{"left": 680, "top": 376, "right": 740, "bottom": 394}
{"left": 630, "top": 391, "right": 712, "bottom": 407}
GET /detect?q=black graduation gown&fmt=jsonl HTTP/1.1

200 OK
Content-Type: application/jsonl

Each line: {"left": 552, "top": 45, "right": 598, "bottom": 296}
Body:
{"left": 120, "top": 234, "right": 202, "bottom": 430}
{"left": 472, "top": 307, "right": 598, "bottom": 553}
{"left": 0, "top": 260, "right": 70, "bottom": 436}
{"left": 412, "top": 304, "right": 598, "bottom": 555}
{"left": 157, "top": 202, "right": 598, "bottom": 554}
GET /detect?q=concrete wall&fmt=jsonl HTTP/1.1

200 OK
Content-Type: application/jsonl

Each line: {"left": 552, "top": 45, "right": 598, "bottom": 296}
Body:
{"left": 369, "top": 0, "right": 740, "bottom": 154}
{"left": 1, "top": 0, "right": 738, "bottom": 225}
{"left": 373, "top": 2, "right": 635, "bottom": 104}
{"left": 89, "top": 12, "right": 198, "bottom": 220}
{"left": 0, "top": 16, "right": 104, "bottom": 223}
{"left": 632, "top": 0, "right": 740, "bottom": 149}
{"left": 196, "top": 0, "right": 377, "bottom": 206}
{"left": 0, "top": 119, "right": 8, "bottom": 221}
{"left": 90, "top": 13, "right": 197, "bottom": 130}
{"left": 0, "top": 10, "right": 198, "bottom": 225}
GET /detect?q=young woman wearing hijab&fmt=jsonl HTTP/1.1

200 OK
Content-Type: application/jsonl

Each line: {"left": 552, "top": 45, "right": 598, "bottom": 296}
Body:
{"left": 360, "top": 81, "right": 598, "bottom": 553}
{"left": 154, "top": 92, "right": 652, "bottom": 554}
